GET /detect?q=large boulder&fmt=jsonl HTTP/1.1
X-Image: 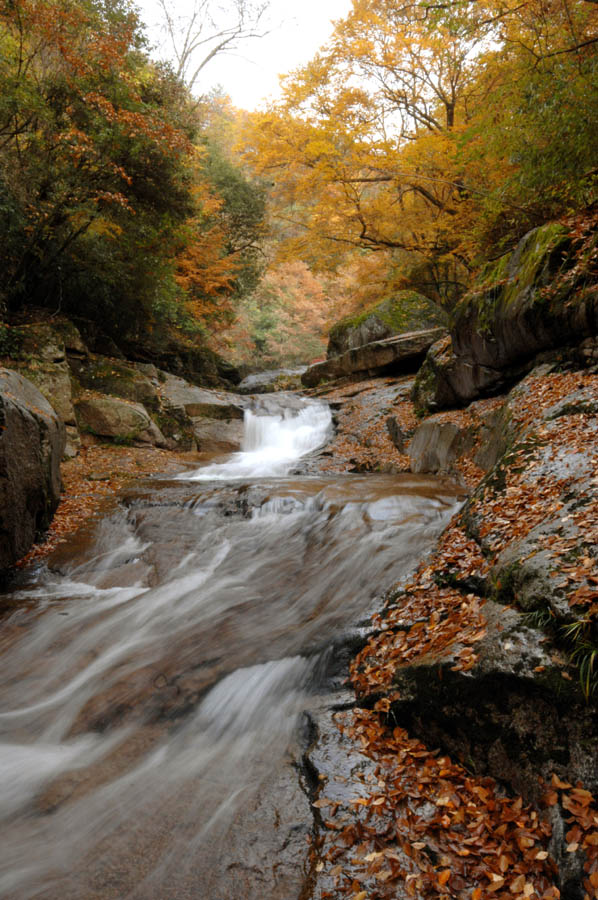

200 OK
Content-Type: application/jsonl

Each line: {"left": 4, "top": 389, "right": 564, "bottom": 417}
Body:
{"left": 0, "top": 369, "right": 65, "bottom": 569}
{"left": 0, "top": 322, "right": 84, "bottom": 457}
{"left": 302, "top": 327, "right": 447, "bottom": 389}
{"left": 412, "top": 223, "right": 598, "bottom": 412}
{"left": 75, "top": 393, "right": 167, "bottom": 447}
{"left": 327, "top": 291, "right": 448, "bottom": 357}
{"left": 69, "top": 354, "right": 160, "bottom": 410}
{"left": 159, "top": 374, "right": 246, "bottom": 452}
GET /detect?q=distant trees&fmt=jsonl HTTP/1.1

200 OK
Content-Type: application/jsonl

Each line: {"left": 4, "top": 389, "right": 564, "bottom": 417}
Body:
{"left": 223, "top": 260, "right": 330, "bottom": 366}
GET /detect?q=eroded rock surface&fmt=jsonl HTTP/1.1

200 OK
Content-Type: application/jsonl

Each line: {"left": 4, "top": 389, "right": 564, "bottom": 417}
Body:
{"left": 302, "top": 327, "right": 447, "bottom": 389}
{"left": 0, "top": 368, "right": 65, "bottom": 569}
{"left": 413, "top": 223, "right": 598, "bottom": 412}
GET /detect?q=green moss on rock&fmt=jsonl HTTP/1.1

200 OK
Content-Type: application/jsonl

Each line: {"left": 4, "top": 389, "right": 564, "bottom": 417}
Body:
{"left": 72, "top": 356, "right": 159, "bottom": 409}
{"left": 328, "top": 291, "right": 448, "bottom": 357}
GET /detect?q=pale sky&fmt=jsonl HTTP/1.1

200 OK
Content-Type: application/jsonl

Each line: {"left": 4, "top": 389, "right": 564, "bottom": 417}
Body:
{"left": 137, "top": 0, "right": 352, "bottom": 110}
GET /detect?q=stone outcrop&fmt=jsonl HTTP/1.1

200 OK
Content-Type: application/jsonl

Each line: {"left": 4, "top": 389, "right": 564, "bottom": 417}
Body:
{"left": 0, "top": 319, "right": 250, "bottom": 457}
{"left": 327, "top": 290, "right": 448, "bottom": 357}
{"left": 75, "top": 393, "right": 168, "bottom": 447}
{"left": 1, "top": 321, "right": 82, "bottom": 457}
{"left": 0, "top": 369, "right": 65, "bottom": 570}
{"left": 70, "top": 354, "right": 160, "bottom": 410}
{"left": 302, "top": 327, "right": 447, "bottom": 388}
{"left": 160, "top": 373, "right": 246, "bottom": 452}
{"left": 412, "top": 223, "right": 598, "bottom": 413}
{"left": 408, "top": 419, "right": 474, "bottom": 474}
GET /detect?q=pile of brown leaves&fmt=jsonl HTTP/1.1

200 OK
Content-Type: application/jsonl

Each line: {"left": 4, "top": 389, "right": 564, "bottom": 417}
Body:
{"left": 318, "top": 370, "right": 598, "bottom": 900}
{"left": 313, "top": 708, "right": 557, "bottom": 900}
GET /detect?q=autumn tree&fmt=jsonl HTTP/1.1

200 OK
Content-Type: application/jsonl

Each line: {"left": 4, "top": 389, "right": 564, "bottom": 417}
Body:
{"left": 242, "top": 0, "right": 598, "bottom": 308}
{"left": 223, "top": 260, "right": 330, "bottom": 366}
{"left": 174, "top": 139, "right": 266, "bottom": 333}
{"left": 0, "top": 0, "right": 267, "bottom": 354}
{"left": 0, "top": 0, "right": 194, "bottom": 326}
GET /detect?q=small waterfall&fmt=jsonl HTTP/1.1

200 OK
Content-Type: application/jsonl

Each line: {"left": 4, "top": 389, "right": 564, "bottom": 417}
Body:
{"left": 186, "top": 396, "right": 332, "bottom": 480}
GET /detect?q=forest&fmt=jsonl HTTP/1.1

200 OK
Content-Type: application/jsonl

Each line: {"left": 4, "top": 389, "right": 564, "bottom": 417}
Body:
{"left": 2, "top": 2, "right": 598, "bottom": 898}
{"left": 1, "top": 0, "right": 596, "bottom": 370}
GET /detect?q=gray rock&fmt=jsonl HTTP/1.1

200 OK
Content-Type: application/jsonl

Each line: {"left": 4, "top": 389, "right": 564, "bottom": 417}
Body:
{"left": 302, "top": 327, "right": 447, "bottom": 388}
{"left": 0, "top": 368, "right": 65, "bottom": 569}
{"left": 16, "top": 360, "right": 76, "bottom": 425}
{"left": 385, "top": 415, "right": 406, "bottom": 452}
{"left": 3, "top": 323, "right": 79, "bottom": 457}
{"left": 389, "top": 596, "right": 593, "bottom": 792}
{"left": 190, "top": 417, "right": 245, "bottom": 453}
{"left": 134, "top": 362, "right": 160, "bottom": 381}
{"left": 75, "top": 394, "right": 167, "bottom": 447}
{"left": 473, "top": 402, "right": 509, "bottom": 471}
{"left": 51, "top": 319, "right": 89, "bottom": 357}
{"left": 160, "top": 373, "right": 246, "bottom": 452}
{"left": 70, "top": 355, "right": 160, "bottom": 410}
{"left": 412, "top": 223, "right": 598, "bottom": 413}
{"left": 408, "top": 420, "right": 474, "bottom": 474}
{"left": 160, "top": 373, "right": 245, "bottom": 419}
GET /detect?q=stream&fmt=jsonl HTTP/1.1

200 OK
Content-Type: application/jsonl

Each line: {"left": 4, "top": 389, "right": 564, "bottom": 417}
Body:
{"left": 0, "top": 393, "right": 462, "bottom": 899}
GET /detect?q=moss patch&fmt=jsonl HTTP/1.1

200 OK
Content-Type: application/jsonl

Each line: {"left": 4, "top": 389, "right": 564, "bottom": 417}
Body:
{"left": 74, "top": 357, "right": 158, "bottom": 409}
{"left": 455, "top": 223, "right": 571, "bottom": 337}
{"left": 328, "top": 291, "right": 448, "bottom": 351}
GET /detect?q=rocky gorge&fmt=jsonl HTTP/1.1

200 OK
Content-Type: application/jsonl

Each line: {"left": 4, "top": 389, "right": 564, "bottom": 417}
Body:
{"left": 0, "top": 222, "right": 598, "bottom": 899}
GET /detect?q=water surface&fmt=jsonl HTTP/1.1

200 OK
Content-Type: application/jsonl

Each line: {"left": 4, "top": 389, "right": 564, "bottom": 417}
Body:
{"left": 0, "top": 395, "right": 461, "bottom": 898}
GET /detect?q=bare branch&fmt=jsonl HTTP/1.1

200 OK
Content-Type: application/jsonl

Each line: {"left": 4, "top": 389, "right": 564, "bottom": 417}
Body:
{"left": 155, "top": 0, "right": 271, "bottom": 92}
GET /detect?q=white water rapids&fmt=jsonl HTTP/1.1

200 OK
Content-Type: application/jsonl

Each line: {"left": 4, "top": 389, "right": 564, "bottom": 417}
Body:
{"left": 0, "top": 395, "right": 462, "bottom": 899}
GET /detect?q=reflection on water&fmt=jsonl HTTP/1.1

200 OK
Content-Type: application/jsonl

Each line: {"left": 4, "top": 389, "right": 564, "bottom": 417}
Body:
{"left": 0, "top": 396, "right": 462, "bottom": 899}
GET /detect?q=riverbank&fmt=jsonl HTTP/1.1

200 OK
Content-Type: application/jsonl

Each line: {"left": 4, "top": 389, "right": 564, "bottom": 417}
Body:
{"left": 305, "top": 367, "right": 598, "bottom": 900}
{"left": 13, "top": 439, "right": 199, "bottom": 570}
{"left": 3, "top": 359, "right": 598, "bottom": 899}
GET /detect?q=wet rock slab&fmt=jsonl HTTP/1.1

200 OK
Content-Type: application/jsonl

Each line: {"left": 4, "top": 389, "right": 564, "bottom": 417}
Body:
{"left": 302, "top": 327, "right": 447, "bottom": 388}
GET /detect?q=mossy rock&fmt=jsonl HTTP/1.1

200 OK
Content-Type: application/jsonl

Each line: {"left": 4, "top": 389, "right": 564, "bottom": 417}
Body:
{"left": 153, "top": 407, "right": 196, "bottom": 451}
{"left": 451, "top": 223, "right": 579, "bottom": 369}
{"left": 411, "top": 222, "right": 598, "bottom": 412}
{"left": 327, "top": 291, "right": 448, "bottom": 358}
{"left": 0, "top": 322, "right": 66, "bottom": 364}
{"left": 71, "top": 355, "right": 159, "bottom": 410}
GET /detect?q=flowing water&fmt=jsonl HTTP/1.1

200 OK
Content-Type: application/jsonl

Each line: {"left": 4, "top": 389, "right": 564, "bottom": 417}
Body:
{"left": 0, "top": 394, "right": 462, "bottom": 899}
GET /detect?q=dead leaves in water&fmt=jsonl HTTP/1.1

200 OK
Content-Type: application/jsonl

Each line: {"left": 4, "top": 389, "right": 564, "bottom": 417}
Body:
{"left": 312, "top": 708, "right": 560, "bottom": 900}
{"left": 15, "top": 441, "right": 190, "bottom": 567}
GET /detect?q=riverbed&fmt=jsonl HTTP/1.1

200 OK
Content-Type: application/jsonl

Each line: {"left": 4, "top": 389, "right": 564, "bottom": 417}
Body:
{"left": 0, "top": 393, "right": 462, "bottom": 899}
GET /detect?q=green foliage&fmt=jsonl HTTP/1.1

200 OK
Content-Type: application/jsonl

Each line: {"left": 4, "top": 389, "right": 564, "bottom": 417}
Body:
{"left": 0, "top": 323, "right": 21, "bottom": 357}
{"left": 0, "top": 0, "right": 267, "bottom": 362}
{"left": 561, "top": 618, "right": 598, "bottom": 700}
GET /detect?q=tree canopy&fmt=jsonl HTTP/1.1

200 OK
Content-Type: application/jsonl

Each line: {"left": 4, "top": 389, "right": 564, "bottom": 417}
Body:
{"left": 242, "top": 0, "right": 598, "bottom": 309}
{"left": 0, "top": 0, "right": 266, "bottom": 354}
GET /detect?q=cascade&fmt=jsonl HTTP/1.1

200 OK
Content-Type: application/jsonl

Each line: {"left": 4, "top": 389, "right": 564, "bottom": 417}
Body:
{"left": 0, "top": 395, "right": 461, "bottom": 899}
